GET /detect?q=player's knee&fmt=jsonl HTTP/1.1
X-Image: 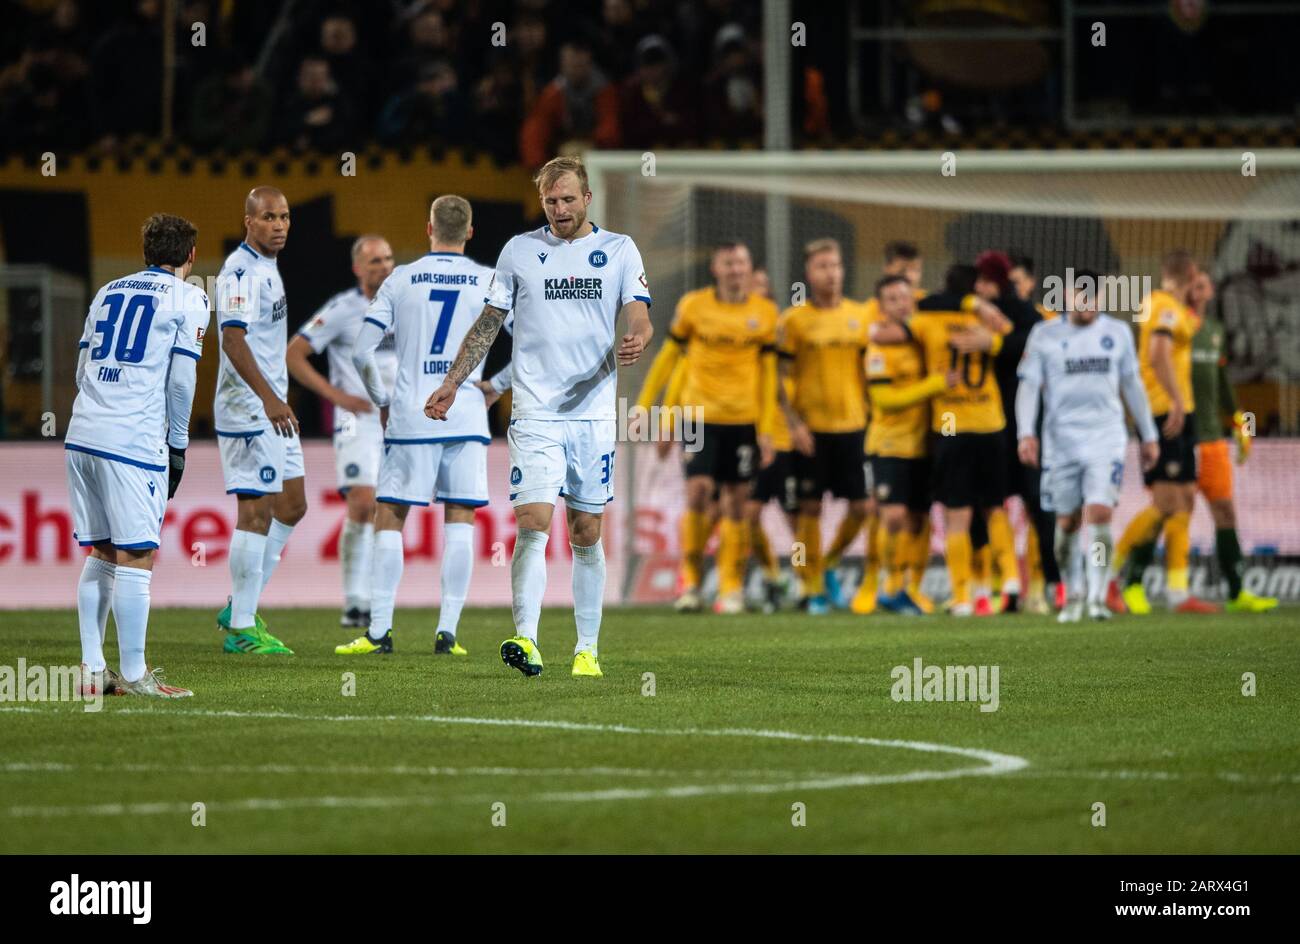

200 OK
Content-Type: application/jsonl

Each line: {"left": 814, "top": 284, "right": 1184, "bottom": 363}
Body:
{"left": 1083, "top": 504, "right": 1113, "bottom": 526}
{"left": 882, "top": 506, "right": 907, "bottom": 532}
{"left": 1210, "top": 499, "right": 1235, "bottom": 529}
{"left": 567, "top": 511, "right": 602, "bottom": 546}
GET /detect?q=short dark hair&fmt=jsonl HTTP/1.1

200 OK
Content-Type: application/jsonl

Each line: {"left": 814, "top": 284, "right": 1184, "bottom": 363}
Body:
{"left": 884, "top": 240, "right": 920, "bottom": 263}
{"left": 712, "top": 239, "right": 749, "bottom": 256}
{"left": 1010, "top": 255, "right": 1034, "bottom": 274}
{"left": 142, "top": 213, "right": 197, "bottom": 267}
{"left": 875, "top": 273, "right": 911, "bottom": 297}
{"left": 944, "top": 263, "right": 977, "bottom": 297}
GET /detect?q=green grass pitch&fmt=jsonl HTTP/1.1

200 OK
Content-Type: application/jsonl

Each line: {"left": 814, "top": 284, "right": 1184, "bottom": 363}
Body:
{"left": 1, "top": 606, "right": 1297, "bottom": 853}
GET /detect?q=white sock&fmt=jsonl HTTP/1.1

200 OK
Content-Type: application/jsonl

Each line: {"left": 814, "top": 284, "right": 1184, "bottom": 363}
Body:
{"left": 1084, "top": 522, "right": 1113, "bottom": 606}
{"left": 260, "top": 518, "right": 295, "bottom": 591}
{"left": 77, "top": 556, "right": 116, "bottom": 672}
{"left": 368, "top": 529, "right": 404, "bottom": 639}
{"left": 340, "top": 519, "right": 374, "bottom": 611}
{"left": 511, "top": 528, "right": 549, "bottom": 643}
{"left": 437, "top": 522, "right": 474, "bottom": 637}
{"left": 1054, "top": 526, "right": 1077, "bottom": 601}
{"left": 572, "top": 540, "right": 605, "bottom": 655}
{"left": 229, "top": 529, "right": 267, "bottom": 629}
{"left": 112, "top": 566, "right": 152, "bottom": 683}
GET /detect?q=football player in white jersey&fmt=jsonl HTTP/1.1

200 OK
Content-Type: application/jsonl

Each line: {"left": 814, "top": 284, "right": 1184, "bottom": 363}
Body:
{"left": 426, "top": 156, "right": 653, "bottom": 679}
{"left": 1016, "top": 271, "right": 1160, "bottom": 623}
{"left": 213, "top": 186, "right": 302, "bottom": 654}
{"left": 65, "top": 214, "right": 209, "bottom": 697}
{"left": 287, "top": 235, "right": 396, "bottom": 628}
{"left": 335, "top": 196, "right": 493, "bottom": 656}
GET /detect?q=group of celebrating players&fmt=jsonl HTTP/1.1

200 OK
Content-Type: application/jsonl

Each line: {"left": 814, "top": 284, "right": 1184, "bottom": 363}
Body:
{"left": 61, "top": 154, "right": 1275, "bottom": 699}
{"left": 635, "top": 237, "right": 1278, "bottom": 624}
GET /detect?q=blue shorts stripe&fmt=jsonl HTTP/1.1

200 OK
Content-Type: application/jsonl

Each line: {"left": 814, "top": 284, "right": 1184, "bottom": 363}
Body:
{"left": 64, "top": 443, "right": 166, "bottom": 472}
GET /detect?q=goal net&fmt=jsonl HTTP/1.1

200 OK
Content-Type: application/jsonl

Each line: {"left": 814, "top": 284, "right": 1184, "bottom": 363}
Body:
{"left": 590, "top": 150, "right": 1300, "bottom": 602}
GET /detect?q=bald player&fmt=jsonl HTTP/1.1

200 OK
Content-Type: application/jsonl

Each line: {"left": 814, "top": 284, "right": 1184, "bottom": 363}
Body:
{"left": 213, "top": 186, "right": 301, "bottom": 655}
{"left": 288, "top": 235, "right": 396, "bottom": 628}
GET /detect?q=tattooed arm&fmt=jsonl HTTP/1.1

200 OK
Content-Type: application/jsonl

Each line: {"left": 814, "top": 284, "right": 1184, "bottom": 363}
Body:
{"left": 424, "top": 303, "right": 509, "bottom": 420}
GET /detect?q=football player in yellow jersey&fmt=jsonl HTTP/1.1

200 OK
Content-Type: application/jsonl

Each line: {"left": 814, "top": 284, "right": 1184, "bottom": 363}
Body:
{"left": 870, "top": 264, "right": 1019, "bottom": 616}
{"left": 1008, "top": 255, "right": 1062, "bottom": 613}
{"left": 635, "top": 241, "right": 779, "bottom": 614}
{"left": 776, "top": 238, "right": 873, "bottom": 614}
{"left": 862, "top": 240, "right": 926, "bottom": 323}
{"left": 861, "top": 274, "right": 954, "bottom": 616}
{"left": 1112, "top": 250, "right": 1217, "bottom": 614}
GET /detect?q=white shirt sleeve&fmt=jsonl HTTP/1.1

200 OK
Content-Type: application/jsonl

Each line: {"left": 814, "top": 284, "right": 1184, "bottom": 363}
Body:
{"left": 216, "top": 265, "right": 256, "bottom": 331}
{"left": 172, "top": 289, "right": 210, "bottom": 362}
{"left": 75, "top": 291, "right": 100, "bottom": 388}
{"left": 296, "top": 297, "right": 348, "bottom": 354}
{"left": 352, "top": 277, "right": 397, "bottom": 407}
{"left": 620, "top": 238, "right": 651, "bottom": 308}
{"left": 1014, "top": 324, "right": 1045, "bottom": 440}
{"left": 485, "top": 240, "right": 517, "bottom": 311}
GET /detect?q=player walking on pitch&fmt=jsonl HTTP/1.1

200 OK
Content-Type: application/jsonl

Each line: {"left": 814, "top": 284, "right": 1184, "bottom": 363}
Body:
{"left": 336, "top": 196, "right": 493, "bottom": 656}
{"left": 66, "top": 214, "right": 209, "bottom": 696}
{"left": 214, "top": 186, "right": 302, "bottom": 655}
{"left": 287, "top": 235, "right": 396, "bottom": 628}
{"left": 425, "top": 156, "right": 653, "bottom": 678}
{"left": 1015, "top": 272, "right": 1159, "bottom": 622}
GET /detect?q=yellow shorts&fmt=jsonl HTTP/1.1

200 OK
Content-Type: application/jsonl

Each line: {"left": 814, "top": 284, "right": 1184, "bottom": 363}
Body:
{"left": 1196, "top": 439, "right": 1233, "bottom": 503}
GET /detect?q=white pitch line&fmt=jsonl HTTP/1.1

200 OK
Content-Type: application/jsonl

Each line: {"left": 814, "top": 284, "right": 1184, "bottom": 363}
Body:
{"left": 0, "top": 761, "right": 834, "bottom": 780}
{"left": 1024, "top": 769, "right": 1300, "bottom": 786}
{"left": 0, "top": 706, "right": 1029, "bottom": 816}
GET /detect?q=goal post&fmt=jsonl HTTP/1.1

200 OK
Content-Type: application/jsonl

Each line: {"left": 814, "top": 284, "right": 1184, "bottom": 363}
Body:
{"left": 588, "top": 148, "right": 1300, "bottom": 601}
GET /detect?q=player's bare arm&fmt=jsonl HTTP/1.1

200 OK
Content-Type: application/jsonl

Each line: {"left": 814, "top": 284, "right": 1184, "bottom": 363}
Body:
{"left": 1149, "top": 332, "right": 1185, "bottom": 436}
{"left": 949, "top": 324, "right": 995, "bottom": 353}
{"left": 425, "top": 303, "right": 508, "bottom": 419}
{"left": 222, "top": 325, "right": 298, "bottom": 436}
{"left": 970, "top": 298, "right": 1012, "bottom": 334}
{"left": 286, "top": 335, "right": 373, "bottom": 415}
{"left": 617, "top": 300, "right": 653, "bottom": 366}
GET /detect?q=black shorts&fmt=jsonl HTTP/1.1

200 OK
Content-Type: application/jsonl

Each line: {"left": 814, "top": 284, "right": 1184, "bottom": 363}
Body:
{"left": 684, "top": 423, "right": 758, "bottom": 483}
{"left": 931, "top": 432, "right": 1008, "bottom": 509}
{"left": 753, "top": 449, "right": 800, "bottom": 514}
{"left": 795, "top": 430, "right": 868, "bottom": 501}
{"left": 1144, "top": 413, "right": 1198, "bottom": 486}
{"left": 870, "top": 455, "right": 931, "bottom": 513}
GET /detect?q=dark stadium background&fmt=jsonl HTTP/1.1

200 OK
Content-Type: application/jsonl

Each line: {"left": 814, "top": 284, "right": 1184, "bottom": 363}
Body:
{"left": 2, "top": 0, "right": 1298, "bottom": 440}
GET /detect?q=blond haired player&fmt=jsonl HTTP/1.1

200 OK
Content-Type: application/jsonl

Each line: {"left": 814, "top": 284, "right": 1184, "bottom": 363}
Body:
{"left": 635, "top": 241, "right": 778, "bottom": 614}
{"left": 426, "top": 156, "right": 653, "bottom": 678}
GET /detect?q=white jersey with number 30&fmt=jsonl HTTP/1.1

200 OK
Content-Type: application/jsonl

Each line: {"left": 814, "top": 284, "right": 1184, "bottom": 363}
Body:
{"left": 486, "top": 225, "right": 650, "bottom": 422}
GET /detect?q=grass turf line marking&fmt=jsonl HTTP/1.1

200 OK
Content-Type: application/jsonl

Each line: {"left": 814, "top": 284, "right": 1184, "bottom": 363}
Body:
{"left": 0, "top": 706, "right": 1028, "bottom": 814}
{"left": 1, "top": 761, "right": 832, "bottom": 780}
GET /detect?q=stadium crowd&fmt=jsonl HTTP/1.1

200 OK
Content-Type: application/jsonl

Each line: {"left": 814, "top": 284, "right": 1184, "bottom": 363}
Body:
{"left": 0, "top": 0, "right": 833, "bottom": 162}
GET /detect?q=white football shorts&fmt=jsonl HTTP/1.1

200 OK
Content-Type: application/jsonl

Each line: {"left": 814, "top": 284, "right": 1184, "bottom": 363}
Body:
{"left": 1040, "top": 449, "right": 1126, "bottom": 515}
{"left": 65, "top": 447, "right": 167, "bottom": 549}
{"left": 507, "top": 418, "right": 616, "bottom": 514}
{"left": 376, "top": 437, "right": 489, "bottom": 507}
{"left": 217, "top": 428, "right": 304, "bottom": 495}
